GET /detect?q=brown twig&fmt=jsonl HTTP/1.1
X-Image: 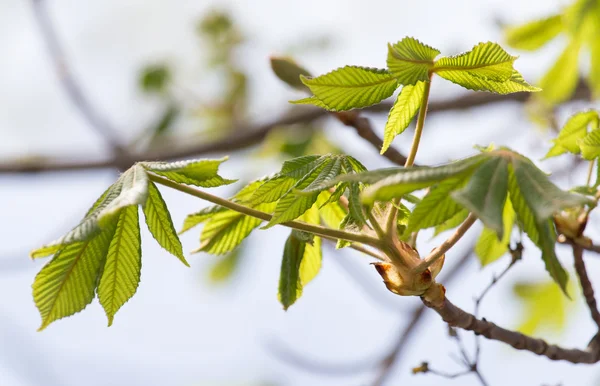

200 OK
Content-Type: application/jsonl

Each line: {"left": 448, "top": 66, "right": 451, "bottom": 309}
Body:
{"left": 2, "top": 81, "right": 591, "bottom": 174}
{"left": 422, "top": 295, "right": 600, "bottom": 364}
{"left": 472, "top": 243, "right": 523, "bottom": 362}
{"left": 573, "top": 245, "right": 600, "bottom": 331}
{"left": 30, "top": 0, "right": 126, "bottom": 155}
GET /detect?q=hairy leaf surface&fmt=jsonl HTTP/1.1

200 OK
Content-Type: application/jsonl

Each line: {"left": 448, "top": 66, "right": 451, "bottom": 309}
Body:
{"left": 386, "top": 37, "right": 440, "bottom": 84}
{"left": 97, "top": 205, "right": 142, "bottom": 326}
{"left": 292, "top": 66, "right": 399, "bottom": 111}
{"left": 381, "top": 82, "right": 425, "bottom": 153}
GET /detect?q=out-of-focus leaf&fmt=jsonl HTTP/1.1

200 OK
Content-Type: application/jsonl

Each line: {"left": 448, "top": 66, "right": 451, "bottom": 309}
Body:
{"left": 513, "top": 279, "right": 573, "bottom": 336}
{"left": 505, "top": 15, "right": 563, "bottom": 51}
{"left": 139, "top": 64, "right": 171, "bottom": 94}
{"left": 475, "top": 198, "right": 515, "bottom": 266}
{"left": 270, "top": 56, "right": 312, "bottom": 91}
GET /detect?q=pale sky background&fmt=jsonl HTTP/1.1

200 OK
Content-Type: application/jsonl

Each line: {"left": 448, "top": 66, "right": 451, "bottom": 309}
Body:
{"left": 2, "top": 0, "right": 600, "bottom": 385}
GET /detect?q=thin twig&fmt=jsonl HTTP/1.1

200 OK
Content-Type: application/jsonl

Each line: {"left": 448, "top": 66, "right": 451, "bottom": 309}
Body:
{"left": 30, "top": 0, "right": 126, "bottom": 155}
{"left": 573, "top": 245, "right": 600, "bottom": 331}
{"left": 473, "top": 243, "right": 523, "bottom": 362}
{"left": 422, "top": 294, "right": 600, "bottom": 364}
{"left": 2, "top": 81, "right": 591, "bottom": 175}
{"left": 149, "top": 173, "right": 382, "bottom": 248}
{"left": 415, "top": 213, "right": 477, "bottom": 273}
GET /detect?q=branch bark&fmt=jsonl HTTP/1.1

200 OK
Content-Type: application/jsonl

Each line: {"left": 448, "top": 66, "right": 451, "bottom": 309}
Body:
{"left": 422, "top": 295, "right": 600, "bottom": 364}
{"left": 573, "top": 245, "right": 600, "bottom": 331}
{"left": 30, "top": 0, "right": 126, "bottom": 155}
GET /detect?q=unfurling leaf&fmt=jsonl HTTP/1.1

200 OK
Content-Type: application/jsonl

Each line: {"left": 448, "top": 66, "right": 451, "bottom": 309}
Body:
{"left": 292, "top": 66, "right": 399, "bottom": 111}
{"left": 143, "top": 182, "right": 189, "bottom": 266}
{"left": 358, "top": 154, "right": 487, "bottom": 204}
{"left": 381, "top": 82, "right": 425, "bottom": 154}
{"left": 545, "top": 110, "right": 600, "bottom": 158}
{"left": 407, "top": 177, "right": 468, "bottom": 233}
{"left": 386, "top": 37, "right": 440, "bottom": 84}
{"left": 270, "top": 56, "right": 312, "bottom": 91}
{"left": 33, "top": 223, "right": 116, "bottom": 330}
{"left": 505, "top": 15, "right": 563, "bottom": 51}
{"left": 433, "top": 42, "right": 518, "bottom": 92}
{"left": 579, "top": 129, "right": 600, "bottom": 160}
{"left": 97, "top": 205, "right": 142, "bottom": 326}
{"left": 452, "top": 157, "right": 509, "bottom": 238}
{"left": 143, "top": 158, "right": 235, "bottom": 188}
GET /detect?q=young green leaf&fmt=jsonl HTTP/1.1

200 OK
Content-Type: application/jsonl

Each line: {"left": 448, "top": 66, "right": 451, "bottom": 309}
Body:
{"left": 278, "top": 232, "right": 306, "bottom": 310}
{"left": 301, "top": 157, "right": 343, "bottom": 193}
{"left": 208, "top": 248, "right": 242, "bottom": 283}
{"left": 475, "top": 198, "right": 515, "bottom": 266}
{"left": 33, "top": 222, "right": 117, "bottom": 330}
{"left": 386, "top": 37, "right": 440, "bottom": 84}
{"left": 289, "top": 96, "right": 328, "bottom": 108}
{"left": 505, "top": 15, "right": 563, "bottom": 51}
{"left": 270, "top": 56, "right": 312, "bottom": 91}
{"left": 143, "top": 182, "right": 188, "bottom": 266}
{"left": 433, "top": 209, "right": 470, "bottom": 236}
{"left": 298, "top": 206, "right": 322, "bottom": 286}
{"left": 545, "top": 110, "right": 599, "bottom": 158}
{"left": 507, "top": 164, "right": 569, "bottom": 293}
{"left": 407, "top": 176, "right": 467, "bottom": 233}
{"left": 144, "top": 158, "right": 235, "bottom": 188}
{"left": 590, "top": 30, "right": 600, "bottom": 97}
{"left": 579, "top": 129, "right": 600, "bottom": 159}
{"left": 198, "top": 202, "right": 275, "bottom": 255}
{"left": 347, "top": 182, "right": 367, "bottom": 225}
{"left": 433, "top": 42, "right": 516, "bottom": 86}
{"left": 292, "top": 66, "right": 399, "bottom": 111}
{"left": 97, "top": 205, "right": 142, "bottom": 326}
{"left": 452, "top": 157, "right": 509, "bottom": 238}
{"left": 359, "top": 154, "right": 488, "bottom": 204}
{"left": 513, "top": 279, "right": 572, "bottom": 335}
{"left": 264, "top": 158, "right": 332, "bottom": 227}
{"left": 180, "top": 205, "right": 229, "bottom": 234}
{"left": 538, "top": 39, "right": 582, "bottom": 104}
{"left": 381, "top": 82, "right": 425, "bottom": 154}
{"left": 512, "top": 157, "right": 591, "bottom": 220}
{"left": 438, "top": 70, "right": 540, "bottom": 94}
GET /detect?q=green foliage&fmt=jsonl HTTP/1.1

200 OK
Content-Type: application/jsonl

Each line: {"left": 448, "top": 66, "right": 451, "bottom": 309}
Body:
{"left": 208, "top": 248, "right": 242, "bottom": 283}
{"left": 505, "top": 15, "right": 563, "bottom": 51}
{"left": 513, "top": 280, "right": 572, "bottom": 335}
{"left": 381, "top": 82, "right": 425, "bottom": 154}
{"left": 292, "top": 66, "right": 399, "bottom": 111}
{"left": 143, "top": 182, "right": 189, "bottom": 266}
{"left": 505, "top": 0, "right": 600, "bottom": 102}
{"left": 270, "top": 56, "right": 311, "bottom": 91}
{"left": 579, "top": 129, "right": 600, "bottom": 159}
{"left": 452, "top": 157, "right": 509, "bottom": 238}
{"left": 433, "top": 209, "right": 470, "bottom": 236}
{"left": 145, "top": 158, "right": 236, "bottom": 188}
{"left": 475, "top": 199, "right": 515, "bottom": 266}
{"left": 386, "top": 37, "right": 440, "bottom": 84}
{"left": 406, "top": 177, "right": 467, "bottom": 233}
{"left": 31, "top": 159, "right": 233, "bottom": 328}
{"left": 545, "top": 110, "right": 599, "bottom": 157}
{"left": 97, "top": 205, "right": 142, "bottom": 326}
{"left": 139, "top": 64, "right": 171, "bottom": 94}
{"left": 538, "top": 39, "right": 582, "bottom": 104}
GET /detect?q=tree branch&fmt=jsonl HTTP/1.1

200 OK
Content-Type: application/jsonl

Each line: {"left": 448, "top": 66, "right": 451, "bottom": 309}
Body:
{"left": 422, "top": 295, "right": 600, "bottom": 364}
{"left": 573, "top": 245, "right": 600, "bottom": 331}
{"left": 415, "top": 213, "right": 477, "bottom": 273}
{"left": 30, "top": 0, "right": 126, "bottom": 155}
{"left": 2, "top": 80, "right": 591, "bottom": 175}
